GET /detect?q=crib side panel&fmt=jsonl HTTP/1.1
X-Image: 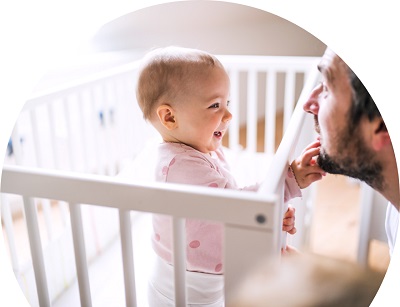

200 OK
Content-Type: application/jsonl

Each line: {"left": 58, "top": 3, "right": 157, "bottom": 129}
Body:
{"left": 6, "top": 69, "right": 157, "bottom": 175}
{"left": 2, "top": 65, "right": 158, "bottom": 305}
{"left": 220, "top": 55, "right": 321, "bottom": 250}
{"left": 224, "top": 226, "right": 278, "bottom": 299}
{"left": 1, "top": 165, "right": 280, "bottom": 306}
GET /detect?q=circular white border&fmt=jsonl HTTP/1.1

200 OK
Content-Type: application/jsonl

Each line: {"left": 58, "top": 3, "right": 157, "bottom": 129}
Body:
{"left": 1, "top": 1, "right": 398, "bottom": 306}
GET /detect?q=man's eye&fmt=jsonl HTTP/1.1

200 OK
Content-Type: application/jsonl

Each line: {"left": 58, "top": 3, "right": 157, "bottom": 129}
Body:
{"left": 321, "top": 82, "right": 329, "bottom": 98}
{"left": 209, "top": 103, "right": 219, "bottom": 109}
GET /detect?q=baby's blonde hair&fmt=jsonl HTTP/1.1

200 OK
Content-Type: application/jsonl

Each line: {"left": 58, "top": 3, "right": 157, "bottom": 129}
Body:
{"left": 136, "top": 46, "right": 223, "bottom": 121}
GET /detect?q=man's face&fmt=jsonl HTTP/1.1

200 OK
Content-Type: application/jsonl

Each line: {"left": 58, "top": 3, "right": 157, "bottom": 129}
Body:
{"left": 303, "top": 49, "right": 383, "bottom": 190}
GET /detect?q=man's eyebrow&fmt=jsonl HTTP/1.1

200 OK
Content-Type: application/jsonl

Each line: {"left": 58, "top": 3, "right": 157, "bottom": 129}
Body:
{"left": 317, "top": 63, "right": 333, "bottom": 84}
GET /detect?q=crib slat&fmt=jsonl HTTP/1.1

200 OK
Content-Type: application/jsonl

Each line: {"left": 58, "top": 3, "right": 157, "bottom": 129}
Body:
{"left": 69, "top": 203, "right": 93, "bottom": 307}
{"left": 1, "top": 194, "right": 20, "bottom": 271}
{"left": 128, "top": 74, "right": 141, "bottom": 158}
{"left": 10, "top": 122, "right": 23, "bottom": 164}
{"left": 265, "top": 71, "right": 277, "bottom": 155}
{"left": 172, "top": 217, "right": 187, "bottom": 306}
{"left": 48, "top": 102, "right": 61, "bottom": 169}
{"left": 100, "top": 81, "right": 115, "bottom": 175}
{"left": 117, "top": 75, "right": 131, "bottom": 161}
{"left": 94, "top": 81, "right": 113, "bottom": 175}
{"left": 31, "top": 107, "right": 55, "bottom": 240}
{"left": 77, "top": 90, "right": 90, "bottom": 173}
{"left": 109, "top": 78, "right": 121, "bottom": 171}
{"left": 228, "top": 70, "right": 240, "bottom": 150}
{"left": 23, "top": 195, "right": 51, "bottom": 307}
{"left": 89, "top": 86, "right": 103, "bottom": 174}
{"left": 59, "top": 201, "right": 70, "bottom": 228}
{"left": 100, "top": 82, "right": 111, "bottom": 174}
{"left": 63, "top": 97, "right": 76, "bottom": 171}
{"left": 40, "top": 198, "right": 54, "bottom": 241}
{"left": 29, "top": 109, "right": 43, "bottom": 167}
{"left": 283, "top": 70, "right": 296, "bottom": 131}
{"left": 246, "top": 70, "right": 258, "bottom": 152}
{"left": 110, "top": 79, "right": 121, "bottom": 174}
{"left": 119, "top": 210, "right": 137, "bottom": 307}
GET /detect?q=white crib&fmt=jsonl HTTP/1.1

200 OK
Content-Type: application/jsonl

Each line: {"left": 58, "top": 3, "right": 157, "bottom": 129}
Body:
{"left": 1, "top": 54, "right": 321, "bottom": 307}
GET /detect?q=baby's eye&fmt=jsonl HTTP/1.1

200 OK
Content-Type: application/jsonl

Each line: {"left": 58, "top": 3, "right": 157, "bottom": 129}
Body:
{"left": 209, "top": 103, "right": 220, "bottom": 109}
{"left": 227, "top": 100, "right": 231, "bottom": 107}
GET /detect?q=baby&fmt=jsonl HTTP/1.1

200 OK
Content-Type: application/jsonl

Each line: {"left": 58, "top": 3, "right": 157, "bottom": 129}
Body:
{"left": 136, "top": 46, "right": 325, "bottom": 306}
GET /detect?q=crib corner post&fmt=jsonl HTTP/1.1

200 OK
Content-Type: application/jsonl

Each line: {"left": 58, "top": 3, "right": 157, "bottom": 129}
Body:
{"left": 223, "top": 224, "right": 279, "bottom": 303}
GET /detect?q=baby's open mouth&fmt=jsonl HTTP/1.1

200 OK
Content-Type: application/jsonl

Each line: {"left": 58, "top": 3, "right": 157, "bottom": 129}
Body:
{"left": 214, "top": 131, "right": 222, "bottom": 137}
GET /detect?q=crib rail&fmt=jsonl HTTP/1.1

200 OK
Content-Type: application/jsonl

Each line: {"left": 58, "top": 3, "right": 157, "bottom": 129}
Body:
{"left": 1, "top": 165, "right": 279, "bottom": 306}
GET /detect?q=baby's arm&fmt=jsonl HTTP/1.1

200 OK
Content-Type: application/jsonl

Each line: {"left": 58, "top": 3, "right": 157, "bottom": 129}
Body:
{"left": 290, "top": 140, "right": 326, "bottom": 189}
{"left": 282, "top": 206, "right": 296, "bottom": 234}
{"left": 281, "top": 206, "right": 301, "bottom": 256}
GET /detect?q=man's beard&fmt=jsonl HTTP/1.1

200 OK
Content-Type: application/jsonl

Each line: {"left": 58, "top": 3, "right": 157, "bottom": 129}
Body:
{"left": 316, "top": 118, "right": 384, "bottom": 192}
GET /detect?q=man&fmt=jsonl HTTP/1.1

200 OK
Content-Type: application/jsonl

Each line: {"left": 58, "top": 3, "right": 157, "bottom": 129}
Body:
{"left": 303, "top": 48, "right": 400, "bottom": 255}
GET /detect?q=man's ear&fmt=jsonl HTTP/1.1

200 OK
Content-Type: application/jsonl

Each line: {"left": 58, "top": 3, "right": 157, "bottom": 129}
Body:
{"left": 156, "top": 104, "right": 177, "bottom": 130}
{"left": 371, "top": 118, "right": 391, "bottom": 151}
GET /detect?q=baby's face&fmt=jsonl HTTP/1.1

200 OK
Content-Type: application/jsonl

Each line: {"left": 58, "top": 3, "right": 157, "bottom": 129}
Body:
{"left": 173, "top": 66, "right": 232, "bottom": 153}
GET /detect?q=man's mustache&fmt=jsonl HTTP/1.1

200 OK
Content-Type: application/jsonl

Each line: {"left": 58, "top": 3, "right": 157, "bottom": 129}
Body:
{"left": 313, "top": 115, "right": 320, "bottom": 134}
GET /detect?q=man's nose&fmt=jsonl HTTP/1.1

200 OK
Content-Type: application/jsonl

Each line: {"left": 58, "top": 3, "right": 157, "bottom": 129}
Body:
{"left": 303, "top": 83, "right": 322, "bottom": 115}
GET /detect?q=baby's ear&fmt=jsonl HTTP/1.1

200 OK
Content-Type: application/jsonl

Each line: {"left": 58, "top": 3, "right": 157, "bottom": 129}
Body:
{"left": 371, "top": 118, "right": 391, "bottom": 151}
{"left": 156, "top": 104, "right": 177, "bottom": 130}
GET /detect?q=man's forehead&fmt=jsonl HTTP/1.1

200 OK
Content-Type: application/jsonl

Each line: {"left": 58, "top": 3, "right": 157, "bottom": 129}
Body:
{"left": 318, "top": 49, "right": 348, "bottom": 84}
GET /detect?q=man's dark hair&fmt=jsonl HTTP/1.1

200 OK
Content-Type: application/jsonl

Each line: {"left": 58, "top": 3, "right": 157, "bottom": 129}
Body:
{"left": 347, "top": 68, "right": 381, "bottom": 129}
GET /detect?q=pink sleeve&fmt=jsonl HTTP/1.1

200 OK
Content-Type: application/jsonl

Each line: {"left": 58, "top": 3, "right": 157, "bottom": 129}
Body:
{"left": 165, "top": 153, "right": 229, "bottom": 189}
{"left": 284, "top": 167, "right": 302, "bottom": 202}
{"left": 241, "top": 168, "right": 301, "bottom": 200}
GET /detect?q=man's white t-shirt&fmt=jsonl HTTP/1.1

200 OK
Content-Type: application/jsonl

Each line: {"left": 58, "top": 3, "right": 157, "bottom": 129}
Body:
{"left": 385, "top": 202, "right": 399, "bottom": 256}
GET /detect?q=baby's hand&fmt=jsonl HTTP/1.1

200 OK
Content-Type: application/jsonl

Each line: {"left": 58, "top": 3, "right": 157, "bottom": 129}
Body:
{"left": 290, "top": 140, "right": 326, "bottom": 189}
{"left": 282, "top": 206, "right": 296, "bottom": 235}
{"left": 281, "top": 244, "right": 300, "bottom": 256}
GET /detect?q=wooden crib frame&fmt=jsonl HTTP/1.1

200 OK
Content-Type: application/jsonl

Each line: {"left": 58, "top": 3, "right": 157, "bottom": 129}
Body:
{"left": 1, "top": 55, "right": 321, "bottom": 307}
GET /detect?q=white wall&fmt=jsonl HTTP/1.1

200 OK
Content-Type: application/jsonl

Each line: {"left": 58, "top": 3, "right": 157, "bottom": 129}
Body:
{"left": 90, "top": 1, "right": 326, "bottom": 58}
{"left": 36, "top": 2, "right": 326, "bottom": 91}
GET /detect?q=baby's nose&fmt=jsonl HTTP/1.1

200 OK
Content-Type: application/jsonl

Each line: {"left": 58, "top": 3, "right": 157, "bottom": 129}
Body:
{"left": 223, "top": 109, "right": 232, "bottom": 122}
